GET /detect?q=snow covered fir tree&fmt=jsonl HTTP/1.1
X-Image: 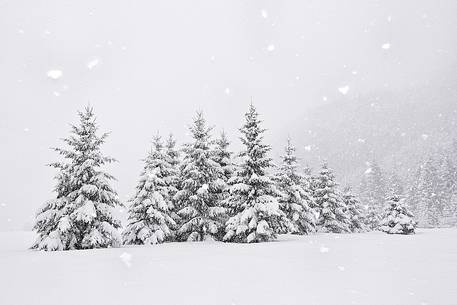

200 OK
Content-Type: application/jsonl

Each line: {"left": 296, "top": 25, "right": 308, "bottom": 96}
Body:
{"left": 314, "top": 161, "right": 350, "bottom": 233}
{"left": 123, "top": 135, "right": 177, "bottom": 245}
{"left": 274, "top": 138, "right": 315, "bottom": 234}
{"left": 224, "top": 104, "right": 288, "bottom": 243}
{"left": 379, "top": 195, "right": 417, "bottom": 235}
{"left": 342, "top": 186, "right": 366, "bottom": 233}
{"left": 359, "top": 159, "right": 387, "bottom": 214}
{"left": 174, "top": 113, "right": 226, "bottom": 241}
{"left": 32, "top": 107, "right": 123, "bottom": 251}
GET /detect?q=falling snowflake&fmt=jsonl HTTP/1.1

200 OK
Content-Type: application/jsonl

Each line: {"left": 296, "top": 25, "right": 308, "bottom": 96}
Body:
{"left": 322, "top": 96, "right": 328, "bottom": 101}
{"left": 53, "top": 91, "right": 61, "bottom": 97}
{"left": 319, "top": 246, "right": 329, "bottom": 253}
{"left": 352, "top": 70, "right": 358, "bottom": 75}
{"left": 120, "top": 252, "right": 132, "bottom": 267}
{"left": 337, "top": 266, "right": 345, "bottom": 271}
{"left": 304, "top": 145, "right": 312, "bottom": 151}
{"left": 0, "top": 203, "right": 6, "bottom": 207}
{"left": 261, "top": 9, "right": 268, "bottom": 19}
{"left": 338, "top": 86, "right": 350, "bottom": 95}
{"left": 382, "top": 43, "right": 391, "bottom": 50}
{"left": 225, "top": 88, "right": 230, "bottom": 95}
{"left": 365, "top": 167, "right": 372, "bottom": 174}
{"left": 357, "top": 138, "right": 366, "bottom": 143}
{"left": 421, "top": 134, "right": 429, "bottom": 140}
{"left": 266, "top": 44, "right": 275, "bottom": 52}
{"left": 87, "top": 58, "right": 100, "bottom": 70}
{"left": 47, "top": 70, "right": 63, "bottom": 80}
{"left": 23, "top": 127, "right": 30, "bottom": 132}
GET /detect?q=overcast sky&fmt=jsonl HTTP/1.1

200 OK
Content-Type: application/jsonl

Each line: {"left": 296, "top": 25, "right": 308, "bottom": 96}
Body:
{"left": 1, "top": 0, "right": 457, "bottom": 230}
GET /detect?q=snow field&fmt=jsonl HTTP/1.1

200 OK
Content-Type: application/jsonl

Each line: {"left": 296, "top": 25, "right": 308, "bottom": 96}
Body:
{"left": 1, "top": 229, "right": 456, "bottom": 305}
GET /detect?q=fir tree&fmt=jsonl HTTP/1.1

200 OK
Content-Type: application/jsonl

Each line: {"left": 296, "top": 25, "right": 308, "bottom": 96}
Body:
{"left": 123, "top": 135, "right": 177, "bottom": 245}
{"left": 364, "top": 205, "right": 380, "bottom": 231}
{"left": 174, "top": 112, "right": 226, "bottom": 241}
{"left": 165, "top": 133, "right": 180, "bottom": 170}
{"left": 359, "top": 159, "right": 387, "bottom": 213}
{"left": 32, "top": 107, "right": 122, "bottom": 251}
{"left": 224, "top": 104, "right": 286, "bottom": 243}
{"left": 416, "top": 158, "right": 442, "bottom": 227}
{"left": 379, "top": 195, "right": 417, "bottom": 234}
{"left": 274, "top": 138, "right": 315, "bottom": 234}
{"left": 342, "top": 186, "right": 366, "bottom": 233}
{"left": 314, "top": 161, "right": 350, "bottom": 233}
{"left": 165, "top": 133, "right": 180, "bottom": 221}
{"left": 387, "top": 172, "right": 404, "bottom": 198}
{"left": 213, "top": 131, "right": 234, "bottom": 183}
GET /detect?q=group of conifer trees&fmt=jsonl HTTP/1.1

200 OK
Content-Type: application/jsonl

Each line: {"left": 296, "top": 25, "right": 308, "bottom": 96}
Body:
{"left": 360, "top": 144, "right": 457, "bottom": 229}
{"left": 32, "top": 105, "right": 414, "bottom": 251}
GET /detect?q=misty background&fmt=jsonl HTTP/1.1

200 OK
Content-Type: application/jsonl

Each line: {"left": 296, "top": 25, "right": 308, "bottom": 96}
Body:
{"left": 1, "top": 0, "right": 456, "bottom": 231}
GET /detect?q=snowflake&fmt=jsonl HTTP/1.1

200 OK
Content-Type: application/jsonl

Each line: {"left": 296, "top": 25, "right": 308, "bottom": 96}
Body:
{"left": 382, "top": 43, "right": 391, "bottom": 50}
{"left": 87, "top": 58, "right": 100, "bottom": 70}
{"left": 338, "top": 86, "right": 349, "bottom": 95}
{"left": 47, "top": 70, "right": 63, "bottom": 80}
{"left": 261, "top": 9, "right": 268, "bottom": 19}
{"left": 267, "top": 44, "right": 275, "bottom": 52}
{"left": 319, "top": 246, "right": 329, "bottom": 253}
{"left": 120, "top": 252, "right": 132, "bottom": 267}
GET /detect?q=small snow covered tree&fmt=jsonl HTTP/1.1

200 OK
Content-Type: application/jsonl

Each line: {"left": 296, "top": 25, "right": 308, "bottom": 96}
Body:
{"left": 342, "top": 186, "right": 366, "bottom": 233}
{"left": 123, "top": 135, "right": 177, "bottom": 245}
{"left": 224, "top": 104, "right": 287, "bottom": 243}
{"left": 314, "top": 161, "right": 350, "bottom": 233}
{"left": 274, "top": 138, "right": 315, "bottom": 234}
{"left": 364, "top": 206, "right": 381, "bottom": 231}
{"left": 379, "top": 195, "right": 417, "bottom": 234}
{"left": 32, "top": 107, "right": 122, "bottom": 251}
{"left": 174, "top": 112, "right": 226, "bottom": 241}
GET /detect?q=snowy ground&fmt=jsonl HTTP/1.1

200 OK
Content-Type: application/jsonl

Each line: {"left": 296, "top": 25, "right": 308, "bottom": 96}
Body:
{"left": 0, "top": 229, "right": 456, "bottom": 305}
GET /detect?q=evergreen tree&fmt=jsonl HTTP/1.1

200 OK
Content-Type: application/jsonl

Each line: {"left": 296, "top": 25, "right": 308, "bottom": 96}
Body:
{"left": 364, "top": 205, "right": 380, "bottom": 231}
{"left": 342, "top": 186, "right": 366, "bottom": 233}
{"left": 405, "top": 165, "right": 423, "bottom": 217}
{"left": 359, "top": 159, "right": 387, "bottom": 213}
{"left": 224, "top": 104, "right": 286, "bottom": 243}
{"left": 165, "top": 133, "right": 180, "bottom": 170}
{"left": 32, "top": 107, "right": 122, "bottom": 251}
{"left": 165, "top": 133, "right": 181, "bottom": 221}
{"left": 274, "top": 138, "right": 315, "bottom": 234}
{"left": 213, "top": 131, "right": 235, "bottom": 183}
{"left": 314, "top": 161, "right": 350, "bottom": 233}
{"left": 174, "top": 113, "right": 226, "bottom": 241}
{"left": 416, "top": 158, "right": 442, "bottom": 227}
{"left": 387, "top": 172, "right": 404, "bottom": 197}
{"left": 302, "top": 165, "right": 317, "bottom": 210}
{"left": 123, "top": 135, "right": 177, "bottom": 245}
{"left": 379, "top": 195, "right": 417, "bottom": 234}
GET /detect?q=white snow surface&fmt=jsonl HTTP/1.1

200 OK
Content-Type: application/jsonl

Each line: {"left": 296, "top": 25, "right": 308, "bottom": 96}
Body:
{"left": 1, "top": 229, "right": 456, "bottom": 305}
